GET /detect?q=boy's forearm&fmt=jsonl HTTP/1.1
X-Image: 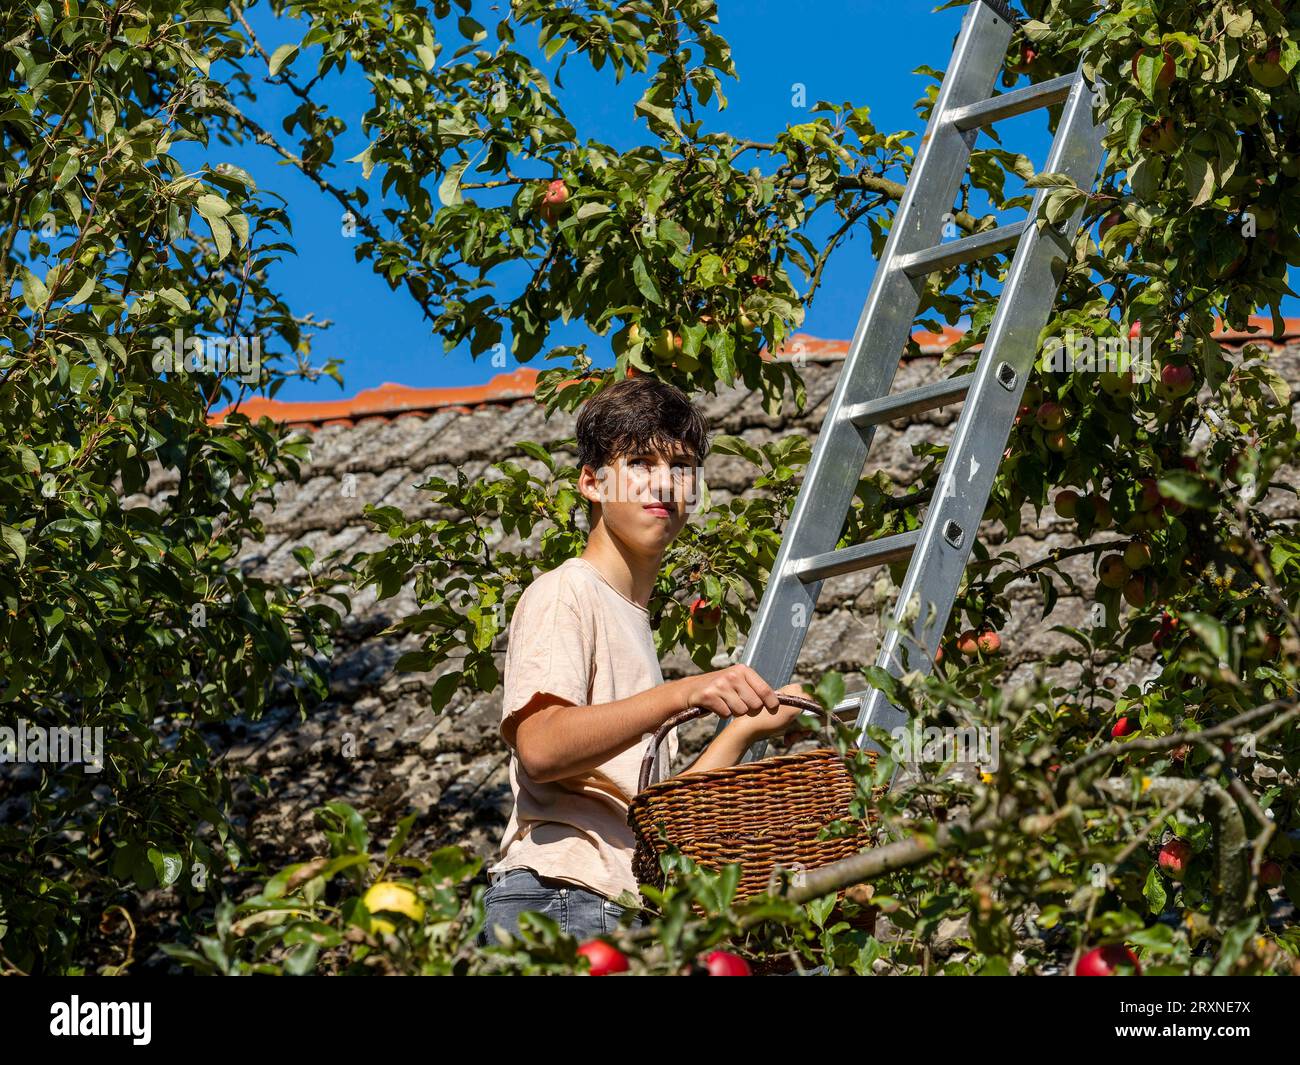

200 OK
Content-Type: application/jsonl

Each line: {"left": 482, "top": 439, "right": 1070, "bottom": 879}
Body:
{"left": 676, "top": 721, "right": 753, "bottom": 777}
{"left": 516, "top": 677, "right": 690, "bottom": 783}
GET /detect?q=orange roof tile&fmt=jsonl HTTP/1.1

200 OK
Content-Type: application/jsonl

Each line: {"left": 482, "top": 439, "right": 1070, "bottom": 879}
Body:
{"left": 212, "top": 317, "right": 1300, "bottom": 429}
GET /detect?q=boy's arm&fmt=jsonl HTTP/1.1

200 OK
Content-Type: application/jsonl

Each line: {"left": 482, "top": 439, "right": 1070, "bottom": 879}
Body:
{"left": 511, "top": 665, "right": 781, "bottom": 784}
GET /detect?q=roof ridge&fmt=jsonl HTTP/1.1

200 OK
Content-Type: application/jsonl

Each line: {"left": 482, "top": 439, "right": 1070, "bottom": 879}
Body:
{"left": 212, "top": 318, "right": 1300, "bottom": 429}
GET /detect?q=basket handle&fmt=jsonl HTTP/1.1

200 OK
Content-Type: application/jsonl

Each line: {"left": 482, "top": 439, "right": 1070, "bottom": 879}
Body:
{"left": 638, "top": 692, "right": 827, "bottom": 793}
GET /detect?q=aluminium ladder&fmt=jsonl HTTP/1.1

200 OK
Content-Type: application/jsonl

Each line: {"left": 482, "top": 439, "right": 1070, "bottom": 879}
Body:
{"left": 733, "top": 0, "right": 1108, "bottom": 762}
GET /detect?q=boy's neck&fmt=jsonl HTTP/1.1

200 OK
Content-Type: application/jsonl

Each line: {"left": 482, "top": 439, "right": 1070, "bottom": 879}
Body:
{"left": 580, "top": 525, "right": 663, "bottom": 609}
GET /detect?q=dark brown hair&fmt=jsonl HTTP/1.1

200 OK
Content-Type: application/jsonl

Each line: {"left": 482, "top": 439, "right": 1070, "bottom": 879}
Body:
{"left": 575, "top": 375, "right": 710, "bottom": 476}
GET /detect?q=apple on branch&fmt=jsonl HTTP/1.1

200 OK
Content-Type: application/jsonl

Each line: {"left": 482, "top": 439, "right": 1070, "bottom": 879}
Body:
{"left": 1054, "top": 489, "right": 1079, "bottom": 519}
{"left": 1247, "top": 45, "right": 1288, "bottom": 88}
{"left": 1157, "top": 838, "right": 1192, "bottom": 880}
{"left": 1076, "top": 944, "right": 1142, "bottom": 976}
{"left": 685, "top": 596, "right": 722, "bottom": 639}
{"left": 538, "top": 178, "right": 569, "bottom": 224}
{"left": 577, "top": 939, "right": 628, "bottom": 975}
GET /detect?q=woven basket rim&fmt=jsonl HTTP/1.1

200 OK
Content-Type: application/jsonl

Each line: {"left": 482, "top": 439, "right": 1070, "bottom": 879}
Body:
{"left": 629, "top": 744, "right": 878, "bottom": 809}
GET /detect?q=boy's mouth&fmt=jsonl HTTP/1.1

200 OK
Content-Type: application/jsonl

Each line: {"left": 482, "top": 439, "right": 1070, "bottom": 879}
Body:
{"left": 643, "top": 502, "right": 671, "bottom": 518}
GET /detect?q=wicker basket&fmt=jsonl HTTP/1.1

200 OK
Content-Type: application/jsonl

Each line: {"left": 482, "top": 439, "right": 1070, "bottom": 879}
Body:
{"left": 628, "top": 693, "right": 883, "bottom": 936}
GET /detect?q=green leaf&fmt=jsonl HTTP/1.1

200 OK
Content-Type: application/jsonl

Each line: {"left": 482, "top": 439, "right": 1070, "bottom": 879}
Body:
{"left": 1, "top": 525, "right": 27, "bottom": 566}
{"left": 148, "top": 848, "right": 184, "bottom": 887}
{"left": 1157, "top": 471, "right": 1213, "bottom": 508}
{"left": 195, "top": 194, "right": 230, "bottom": 220}
{"left": 657, "top": 218, "right": 690, "bottom": 252}
{"left": 458, "top": 16, "right": 487, "bottom": 42}
{"left": 439, "top": 160, "right": 469, "bottom": 207}
{"left": 1182, "top": 153, "right": 1214, "bottom": 208}
{"left": 1023, "top": 172, "right": 1078, "bottom": 189}
{"left": 67, "top": 274, "right": 96, "bottom": 305}
{"left": 207, "top": 216, "right": 232, "bottom": 260}
{"left": 1211, "top": 917, "right": 1259, "bottom": 976}
{"left": 634, "top": 98, "right": 682, "bottom": 137}
{"left": 1181, "top": 612, "right": 1228, "bottom": 662}
{"left": 226, "top": 213, "right": 250, "bottom": 248}
{"left": 156, "top": 287, "right": 191, "bottom": 313}
{"left": 513, "top": 440, "right": 555, "bottom": 470}
{"left": 1142, "top": 866, "right": 1168, "bottom": 914}
{"left": 631, "top": 255, "right": 662, "bottom": 305}
{"left": 268, "top": 43, "right": 299, "bottom": 77}
{"left": 20, "top": 267, "right": 48, "bottom": 311}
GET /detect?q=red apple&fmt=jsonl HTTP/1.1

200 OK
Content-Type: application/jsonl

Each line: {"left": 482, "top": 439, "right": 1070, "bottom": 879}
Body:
{"left": 1076, "top": 944, "right": 1142, "bottom": 976}
{"left": 957, "top": 630, "right": 980, "bottom": 657}
{"left": 704, "top": 950, "right": 752, "bottom": 976}
{"left": 1153, "top": 611, "right": 1179, "bottom": 648}
{"left": 539, "top": 179, "right": 569, "bottom": 224}
{"left": 1046, "top": 430, "right": 1072, "bottom": 454}
{"left": 1260, "top": 861, "right": 1284, "bottom": 887}
{"left": 1247, "top": 46, "right": 1287, "bottom": 88}
{"left": 1123, "top": 541, "right": 1152, "bottom": 570}
{"left": 578, "top": 939, "right": 629, "bottom": 975}
{"left": 1098, "top": 209, "right": 1123, "bottom": 239}
{"left": 1090, "top": 495, "right": 1113, "bottom": 530}
{"left": 976, "top": 629, "right": 1002, "bottom": 655}
{"left": 1100, "top": 370, "right": 1135, "bottom": 397}
{"left": 1111, "top": 716, "right": 1137, "bottom": 738}
{"left": 543, "top": 178, "right": 569, "bottom": 206}
{"left": 1136, "top": 478, "right": 1162, "bottom": 512}
{"left": 1055, "top": 490, "right": 1079, "bottom": 519}
{"left": 1099, "top": 554, "right": 1130, "bottom": 589}
{"left": 1160, "top": 363, "right": 1195, "bottom": 397}
{"left": 1158, "top": 838, "right": 1192, "bottom": 880}
{"left": 686, "top": 597, "right": 722, "bottom": 639}
{"left": 1018, "top": 44, "right": 1038, "bottom": 68}
{"left": 1123, "top": 575, "right": 1148, "bottom": 608}
{"left": 1128, "top": 320, "right": 1142, "bottom": 339}
{"left": 1036, "top": 402, "right": 1066, "bottom": 431}
{"left": 1138, "top": 117, "right": 1178, "bottom": 154}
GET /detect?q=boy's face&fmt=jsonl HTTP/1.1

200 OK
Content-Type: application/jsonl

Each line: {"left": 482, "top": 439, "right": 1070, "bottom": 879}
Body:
{"left": 581, "top": 443, "right": 700, "bottom": 555}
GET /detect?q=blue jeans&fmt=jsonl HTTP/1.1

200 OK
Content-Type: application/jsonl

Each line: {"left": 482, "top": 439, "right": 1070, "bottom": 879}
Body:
{"left": 476, "top": 867, "right": 646, "bottom": 947}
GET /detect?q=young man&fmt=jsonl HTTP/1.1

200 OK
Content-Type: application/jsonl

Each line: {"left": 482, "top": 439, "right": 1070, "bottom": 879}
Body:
{"left": 478, "top": 375, "right": 810, "bottom": 947}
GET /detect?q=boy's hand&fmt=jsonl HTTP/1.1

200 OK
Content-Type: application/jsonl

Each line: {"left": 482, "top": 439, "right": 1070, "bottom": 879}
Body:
{"left": 730, "top": 682, "right": 819, "bottom": 749}
{"left": 678, "top": 664, "right": 779, "bottom": 720}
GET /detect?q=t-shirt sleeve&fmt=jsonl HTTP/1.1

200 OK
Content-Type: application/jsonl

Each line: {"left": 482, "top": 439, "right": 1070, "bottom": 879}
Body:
{"left": 499, "top": 578, "right": 594, "bottom": 751}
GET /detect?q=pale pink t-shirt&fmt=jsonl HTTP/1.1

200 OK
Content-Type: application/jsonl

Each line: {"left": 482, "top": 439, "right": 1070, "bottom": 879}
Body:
{"left": 489, "top": 556, "right": 680, "bottom": 904}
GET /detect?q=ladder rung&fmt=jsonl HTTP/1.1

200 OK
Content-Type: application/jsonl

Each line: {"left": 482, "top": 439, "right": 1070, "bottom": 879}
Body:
{"left": 790, "top": 530, "right": 919, "bottom": 583}
{"left": 947, "top": 73, "right": 1077, "bottom": 131}
{"left": 843, "top": 376, "right": 971, "bottom": 429}
{"left": 898, "top": 221, "right": 1026, "bottom": 277}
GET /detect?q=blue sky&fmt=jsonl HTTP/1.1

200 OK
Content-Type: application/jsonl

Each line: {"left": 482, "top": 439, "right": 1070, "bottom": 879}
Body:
{"left": 196, "top": 1, "right": 1289, "bottom": 403}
